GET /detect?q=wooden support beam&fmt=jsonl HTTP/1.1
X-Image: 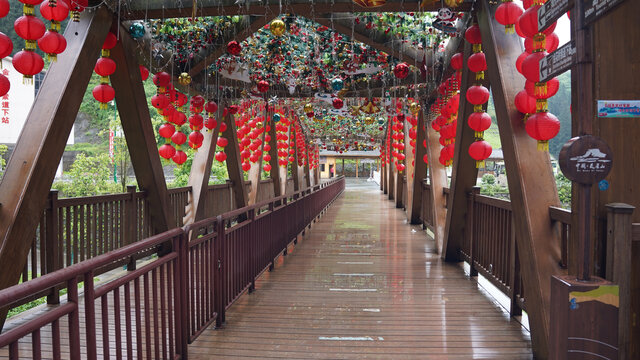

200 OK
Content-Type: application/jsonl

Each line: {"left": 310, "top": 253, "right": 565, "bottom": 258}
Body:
{"left": 314, "top": 17, "right": 417, "bottom": 65}
{"left": 111, "top": 23, "right": 175, "bottom": 232}
{"left": 0, "top": 6, "right": 113, "bottom": 329}
{"left": 184, "top": 103, "right": 224, "bottom": 223}
{"left": 478, "top": 1, "right": 563, "bottom": 357}
{"left": 128, "top": 3, "right": 469, "bottom": 20}
{"left": 425, "top": 113, "right": 448, "bottom": 254}
{"left": 409, "top": 108, "right": 428, "bottom": 224}
{"left": 189, "top": 16, "right": 274, "bottom": 77}
{"left": 222, "top": 110, "right": 249, "bottom": 211}
{"left": 441, "top": 41, "right": 488, "bottom": 261}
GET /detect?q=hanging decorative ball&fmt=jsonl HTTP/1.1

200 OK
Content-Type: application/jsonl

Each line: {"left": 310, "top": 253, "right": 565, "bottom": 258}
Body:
{"left": 129, "top": 22, "right": 145, "bottom": 39}
{"left": 303, "top": 103, "right": 313, "bottom": 113}
{"left": 227, "top": 40, "right": 242, "bottom": 56}
{"left": 0, "top": 0, "right": 9, "bottom": 18}
{"left": 469, "top": 140, "right": 492, "bottom": 168}
{"left": 37, "top": 30, "right": 66, "bottom": 61}
{"left": 205, "top": 100, "right": 218, "bottom": 115}
{"left": 158, "top": 143, "right": 176, "bottom": 160}
{"left": 257, "top": 79, "right": 269, "bottom": 93}
{"left": 467, "top": 52, "right": 487, "bottom": 73}
{"left": 171, "top": 131, "right": 186, "bottom": 146}
{"left": 331, "top": 77, "right": 344, "bottom": 91}
{"left": 92, "top": 83, "right": 115, "bottom": 110}
{"left": 139, "top": 65, "right": 149, "bottom": 81}
{"left": 270, "top": 19, "right": 286, "bottom": 37}
{"left": 215, "top": 151, "right": 227, "bottom": 162}
{"left": 450, "top": 52, "right": 464, "bottom": 71}
{"left": 173, "top": 150, "right": 187, "bottom": 165}
{"left": 158, "top": 123, "right": 175, "bottom": 139}
{"left": 364, "top": 116, "right": 374, "bottom": 125}
{"left": 153, "top": 71, "right": 171, "bottom": 91}
{"left": 178, "top": 72, "right": 191, "bottom": 85}
{"left": 409, "top": 102, "right": 421, "bottom": 115}
{"left": 0, "top": 32, "right": 13, "bottom": 59}
{"left": 393, "top": 62, "right": 409, "bottom": 79}
{"left": 12, "top": 50, "right": 44, "bottom": 80}
{"left": 525, "top": 111, "right": 560, "bottom": 151}
{"left": 0, "top": 74, "right": 9, "bottom": 97}
{"left": 495, "top": 1, "right": 524, "bottom": 34}
{"left": 332, "top": 97, "right": 344, "bottom": 109}
{"left": 39, "top": 0, "right": 68, "bottom": 31}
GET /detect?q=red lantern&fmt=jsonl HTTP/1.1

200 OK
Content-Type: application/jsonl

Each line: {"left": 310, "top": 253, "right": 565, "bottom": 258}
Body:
{"left": 12, "top": 50, "right": 44, "bottom": 79}
{"left": 173, "top": 150, "right": 187, "bottom": 165}
{"left": 217, "top": 137, "right": 228, "bottom": 147}
{"left": 171, "top": 131, "right": 186, "bottom": 146}
{"left": 170, "top": 111, "right": 186, "bottom": 126}
{"left": 263, "top": 163, "right": 272, "bottom": 172}
{"left": 102, "top": 32, "right": 117, "bottom": 50}
{"left": 450, "top": 52, "right": 464, "bottom": 71}
{"left": 257, "top": 80, "right": 269, "bottom": 93}
{"left": 518, "top": 6, "right": 557, "bottom": 39}
{"left": 525, "top": 32, "right": 559, "bottom": 53}
{"left": 0, "top": 74, "right": 9, "bottom": 97}
{"left": 151, "top": 94, "right": 170, "bottom": 109}
{"left": 332, "top": 97, "right": 344, "bottom": 109}
{"left": 94, "top": 56, "right": 116, "bottom": 78}
{"left": 521, "top": 51, "right": 547, "bottom": 83}
{"left": 467, "top": 52, "right": 487, "bottom": 74}
{"left": 205, "top": 100, "right": 218, "bottom": 115}
{"left": 158, "top": 123, "right": 175, "bottom": 138}
{"left": 69, "top": 0, "right": 88, "bottom": 21}
{"left": 190, "top": 95, "right": 205, "bottom": 109}
{"left": 242, "top": 162, "right": 251, "bottom": 172}
{"left": 189, "top": 114, "right": 203, "bottom": 131}
{"left": 468, "top": 140, "right": 492, "bottom": 168}
{"left": 525, "top": 111, "right": 560, "bottom": 151}
{"left": 0, "top": 32, "right": 12, "bottom": 58}
{"left": 514, "top": 90, "right": 537, "bottom": 114}
{"left": 158, "top": 144, "right": 176, "bottom": 160}
{"left": 465, "top": 24, "right": 482, "bottom": 45}
{"left": 188, "top": 131, "right": 204, "bottom": 149}
{"left": 204, "top": 118, "right": 217, "bottom": 131}
{"left": 153, "top": 71, "right": 171, "bottom": 91}
{"left": 14, "top": 15, "right": 45, "bottom": 42}
{"left": 525, "top": 78, "right": 559, "bottom": 99}
{"left": 467, "top": 112, "right": 492, "bottom": 138}
{"left": 0, "top": 0, "right": 9, "bottom": 17}
{"left": 393, "top": 62, "right": 409, "bottom": 79}
{"left": 227, "top": 40, "right": 242, "bottom": 56}
{"left": 466, "top": 85, "right": 490, "bottom": 108}
{"left": 495, "top": 1, "right": 524, "bottom": 34}
{"left": 215, "top": 151, "right": 227, "bottom": 162}
{"left": 39, "top": 0, "right": 68, "bottom": 30}
{"left": 516, "top": 51, "right": 529, "bottom": 75}
{"left": 92, "top": 83, "right": 114, "bottom": 109}
{"left": 139, "top": 65, "right": 149, "bottom": 81}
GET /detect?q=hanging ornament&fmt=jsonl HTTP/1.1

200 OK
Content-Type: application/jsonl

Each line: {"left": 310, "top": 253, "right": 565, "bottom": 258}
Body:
{"left": 331, "top": 77, "right": 344, "bottom": 91}
{"left": 69, "top": 0, "right": 87, "bottom": 21}
{"left": 173, "top": 150, "right": 187, "bottom": 165}
{"left": 227, "top": 40, "right": 242, "bottom": 56}
{"left": 525, "top": 111, "right": 560, "bottom": 151}
{"left": 39, "top": 0, "right": 68, "bottom": 32}
{"left": 495, "top": 0, "right": 524, "bottom": 34}
{"left": 432, "top": 8, "right": 458, "bottom": 33}
{"left": 0, "top": 32, "right": 12, "bottom": 59}
{"left": 468, "top": 140, "right": 492, "bottom": 168}
{"left": 0, "top": 0, "right": 9, "bottom": 17}
{"left": 152, "top": 71, "right": 171, "bottom": 93}
{"left": 393, "top": 62, "right": 409, "bottom": 79}
{"left": 92, "top": 32, "right": 117, "bottom": 109}
{"left": 0, "top": 73, "right": 9, "bottom": 97}
{"left": 129, "top": 22, "right": 145, "bottom": 39}
{"left": 270, "top": 19, "right": 286, "bottom": 36}
{"left": 257, "top": 79, "right": 269, "bottom": 93}
{"left": 332, "top": 97, "right": 344, "bottom": 109}
{"left": 178, "top": 72, "right": 191, "bottom": 85}
{"left": 139, "top": 65, "right": 149, "bottom": 81}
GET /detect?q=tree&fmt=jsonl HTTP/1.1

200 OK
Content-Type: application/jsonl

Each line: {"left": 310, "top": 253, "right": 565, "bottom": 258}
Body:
{"left": 555, "top": 172, "right": 572, "bottom": 209}
{"left": 0, "top": 144, "right": 7, "bottom": 180}
{"left": 52, "top": 153, "right": 120, "bottom": 197}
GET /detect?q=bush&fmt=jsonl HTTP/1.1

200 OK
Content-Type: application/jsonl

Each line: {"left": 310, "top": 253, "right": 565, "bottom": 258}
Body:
{"left": 52, "top": 153, "right": 120, "bottom": 197}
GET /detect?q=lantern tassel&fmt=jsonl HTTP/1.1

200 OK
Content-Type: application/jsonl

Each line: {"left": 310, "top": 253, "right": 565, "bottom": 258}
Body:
{"left": 533, "top": 33, "right": 546, "bottom": 52}
{"left": 473, "top": 104, "right": 484, "bottom": 112}
{"left": 475, "top": 71, "right": 484, "bottom": 81}
{"left": 475, "top": 131, "right": 484, "bottom": 140}
{"left": 473, "top": 44, "right": 482, "bottom": 53}
{"left": 535, "top": 82, "right": 548, "bottom": 97}
{"left": 536, "top": 99, "right": 548, "bottom": 112}
{"left": 22, "top": 4, "right": 35, "bottom": 15}
{"left": 476, "top": 160, "right": 485, "bottom": 169}
{"left": 101, "top": 49, "right": 110, "bottom": 57}
{"left": 537, "top": 140, "right": 549, "bottom": 152}
{"left": 99, "top": 102, "right": 108, "bottom": 110}
{"left": 504, "top": 25, "right": 515, "bottom": 34}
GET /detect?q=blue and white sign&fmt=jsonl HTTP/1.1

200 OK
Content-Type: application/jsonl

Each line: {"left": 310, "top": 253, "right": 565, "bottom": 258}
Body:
{"left": 597, "top": 100, "right": 640, "bottom": 118}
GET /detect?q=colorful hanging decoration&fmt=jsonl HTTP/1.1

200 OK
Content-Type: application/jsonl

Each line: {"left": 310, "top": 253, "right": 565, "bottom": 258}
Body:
{"left": 13, "top": 0, "right": 46, "bottom": 82}
{"left": 495, "top": 0, "right": 524, "bottom": 34}
{"left": 92, "top": 32, "right": 117, "bottom": 109}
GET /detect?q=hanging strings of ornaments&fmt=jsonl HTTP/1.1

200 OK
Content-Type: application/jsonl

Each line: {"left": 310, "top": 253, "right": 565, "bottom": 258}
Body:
{"left": 38, "top": 0, "right": 68, "bottom": 61}
{"left": 92, "top": 32, "right": 117, "bottom": 110}
{"left": 464, "top": 23, "right": 493, "bottom": 168}
{"left": 390, "top": 104, "right": 406, "bottom": 173}
{"left": 0, "top": 0, "right": 11, "bottom": 97}
{"left": 429, "top": 65, "right": 460, "bottom": 167}
{"left": 406, "top": 101, "right": 420, "bottom": 179}
{"left": 514, "top": 0, "right": 561, "bottom": 151}
{"left": 13, "top": 0, "right": 46, "bottom": 82}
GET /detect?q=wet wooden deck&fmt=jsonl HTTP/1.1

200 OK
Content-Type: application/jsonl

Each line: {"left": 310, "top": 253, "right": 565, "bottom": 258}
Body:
{"left": 189, "top": 180, "right": 532, "bottom": 359}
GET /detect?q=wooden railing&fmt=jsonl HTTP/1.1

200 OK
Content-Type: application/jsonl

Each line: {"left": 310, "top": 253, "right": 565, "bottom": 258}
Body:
{"left": 420, "top": 180, "right": 433, "bottom": 230}
{"left": 0, "top": 177, "right": 345, "bottom": 359}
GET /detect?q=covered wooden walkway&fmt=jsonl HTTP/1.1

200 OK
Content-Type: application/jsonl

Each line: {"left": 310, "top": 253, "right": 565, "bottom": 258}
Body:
{"left": 189, "top": 180, "right": 532, "bottom": 359}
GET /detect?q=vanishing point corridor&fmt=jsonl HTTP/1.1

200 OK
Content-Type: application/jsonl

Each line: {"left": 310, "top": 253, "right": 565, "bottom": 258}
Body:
{"left": 189, "top": 180, "right": 532, "bottom": 359}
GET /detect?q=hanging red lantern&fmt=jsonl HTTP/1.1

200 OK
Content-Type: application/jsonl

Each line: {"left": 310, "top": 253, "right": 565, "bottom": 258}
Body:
{"left": 173, "top": 150, "right": 187, "bottom": 165}
{"left": 158, "top": 143, "right": 176, "bottom": 160}
{"left": 393, "top": 62, "right": 409, "bottom": 79}
{"left": 94, "top": 56, "right": 116, "bottom": 79}
{"left": 516, "top": 51, "right": 529, "bottom": 75}
{"left": 0, "top": 0, "right": 9, "bottom": 17}
{"left": 13, "top": 50, "right": 44, "bottom": 80}
{"left": 514, "top": 89, "right": 537, "bottom": 114}
{"left": 188, "top": 131, "right": 204, "bottom": 149}
{"left": 332, "top": 97, "right": 344, "bottom": 109}
{"left": 37, "top": 30, "right": 66, "bottom": 61}
{"left": 0, "top": 74, "right": 9, "bottom": 97}
{"left": 466, "top": 85, "right": 490, "bottom": 110}
{"left": 518, "top": 6, "right": 557, "bottom": 39}
{"left": 495, "top": 1, "right": 524, "bottom": 34}
{"left": 257, "top": 80, "right": 269, "bottom": 93}
{"left": 190, "top": 95, "right": 205, "bottom": 109}
{"left": 14, "top": 15, "right": 45, "bottom": 42}
{"left": 158, "top": 123, "right": 175, "bottom": 139}
{"left": 521, "top": 51, "right": 549, "bottom": 95}
{"left": 242, "top": 162, "right": 251, "bottom": 172}
{"left": 92, "top": 83, "right": 115, "bottom": 109}
{"left": 263, "top": 163, "right": 271, "bottom": 172}
{"left": 69, "top": 0, "right": 88, "bottom": 21}
{"left": 469, "top": 140, "right": 492, "bottom": 168}
{"left": 39, "top": 0, "right": 68, "bottom": 31}
{"left": 215, "top": 151, "right": 227, "bottom": 162}
{"left": 189, "top": 114, "right": 203, "bottom": 131}
{"left": 171, "top": 131, "right": 186, "bottom": 146}
{"left": 205, "top": 100, "right": 218, "bottom": 115}
{"left": 139, "top": 65, "right": 149, "bottom": 81}
{"left": 227, "top": 40, "right": 242, "bottom": 56}
{"left": 0, "top": 32, "right": 12, "bottom": 58}
{"left": 465, "top": 24, "right": 482, "bottom": 51}
{"left": 170, "top": 111, "right": 187, "bottom": 126}
{"left": 525, "top": 32, "right": 559, "bottom": 53}
{"left": 152, "top": 71, "right": 171, "bottom": 92}
{"left": 217, "top": 137, "right": 228, "bottom": 147}
{"left": 151, "top": 94, "right": 170, "bottom": 110}
{"left": 467, "top": 52, "right": 487, "bottom": 78}
{"left": 450, "top": 52, "right": 464, "bottom": 71}
{"left": 525, "top": 111, "right": 560, "bottom": 151}
{"left": 467, "top": 112, "right": 492, "bottom": 138}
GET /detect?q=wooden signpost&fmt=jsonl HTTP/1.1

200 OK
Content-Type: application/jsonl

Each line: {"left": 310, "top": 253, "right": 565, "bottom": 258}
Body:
{"left": 539, "top": 41, "right": 577, "bottom": 83}
{"left": 583, "top": 0, "right": 628, "bottom": 25}
{"left": 538, "top": 0, "right": 572, "bottom": 32}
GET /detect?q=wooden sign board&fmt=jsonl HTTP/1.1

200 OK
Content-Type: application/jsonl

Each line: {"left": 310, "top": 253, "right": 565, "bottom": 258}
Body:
{"left": 539, "top": 41, "right": 576, "bottom": 83}
{"left": 559, "top": 135, "right": 613, "bottom": 185}
{"left": 538, "top": 0, "right": 572, "bottom": 32}
{"left": 583, "top": 0, "right": 627, "bottom": 25}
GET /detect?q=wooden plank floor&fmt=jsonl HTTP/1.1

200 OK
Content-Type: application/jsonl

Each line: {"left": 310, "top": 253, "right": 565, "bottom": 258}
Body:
{"left": 189, "top": 179, "right": 533, "bottom": 359}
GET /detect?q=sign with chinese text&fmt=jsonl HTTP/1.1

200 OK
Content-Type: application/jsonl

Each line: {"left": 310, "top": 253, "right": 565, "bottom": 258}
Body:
{"left": 539, "top": 41, "right": 576, "bottom": 82}
{"left": 538, "top": 0, "right": 572, "bottom": 32}
{"left": 597, "top": 100, "right": 640, "bottom": 118}
{"left": 0, "top": 58, "right": 36, "bottom": 144}
{"left": 559, "top": 135, "right": 613, "bottom": 185}
{"left": 583, "top": 0, "right": 627, "bottom": 25}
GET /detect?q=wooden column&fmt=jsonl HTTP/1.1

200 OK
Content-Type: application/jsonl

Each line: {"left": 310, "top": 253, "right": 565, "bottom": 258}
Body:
{"left": 442, "top": 41, "right": 488, "bottom": 261}
{"left": 410, "top": 107, "right": 428, "bottom": 224}
{"left": 183, "top": 103, "right": 224, "bottom": 223}
{"left": 223, "top": 110, "right": 249, "bottom": 210}
{"left": 426, "top": 113, "right": 449, "bottom": 254}
{"left": 478, "top": 1, "right": 563, "bottom": 357}
{"left": 111, "top": 24, "right": 175, "bottom": 232}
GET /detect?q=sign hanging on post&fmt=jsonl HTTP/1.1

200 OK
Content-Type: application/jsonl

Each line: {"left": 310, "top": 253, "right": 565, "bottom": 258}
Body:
{"left": 583, "top": 0, "right": 627, "bottom": 25}
{"left": 538, "top": 0, "right": 572, "bottom": 32}
{"left": 597, "top": 100, "right": 640, "bottom": 118}
{"left": 559, "top": 135, "right": 613, "bottom": 185}
{"left": 539, "top": 41, "right": 577, "bottom": 82}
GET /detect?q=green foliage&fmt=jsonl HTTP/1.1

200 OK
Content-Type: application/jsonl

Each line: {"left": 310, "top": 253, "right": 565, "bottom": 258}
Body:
{"left": 0, "top": 144, "right": 7, "bottom": 179}
{"left": 52, "top": 153, "right": 120, "bottom": 197}
{"left": 479, "top": 174, "right": 509, "bottom": 198}
{"left": 548, "top": 71, "right": 572, "bottom": 159}
{"left": 555, "top": 172, "right": 572, "bottom": 209}
{"left": 65, "top": 142, "right": 104, "bottom": 157}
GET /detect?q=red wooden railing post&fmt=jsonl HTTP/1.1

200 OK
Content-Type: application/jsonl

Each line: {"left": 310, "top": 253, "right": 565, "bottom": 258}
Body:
{"left": 248, "top": 208, "right": 257, "bottom": 293}
{"left": 175, "top": 231, "right": 189, "bottom": 359}
{"left": 45, "top": 190, "right": 61, "bottom": 305}
{"left": 467, "top": 187, "right": 480, "bottom": 277}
